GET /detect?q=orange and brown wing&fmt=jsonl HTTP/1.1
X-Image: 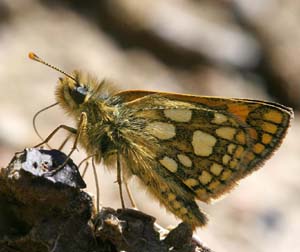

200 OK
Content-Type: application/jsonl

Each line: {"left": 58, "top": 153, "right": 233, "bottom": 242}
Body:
{"left": 118, "top": 92, "right": 293, "bottom": 201}
{"left": 114, "top": 91, "right": 293, "bottom": 226}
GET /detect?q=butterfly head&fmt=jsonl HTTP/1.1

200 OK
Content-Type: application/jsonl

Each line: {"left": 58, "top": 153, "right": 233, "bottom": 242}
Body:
{"left": 28, "top": 52, "right": 97, "bottom": 115}
{"left": 56, "top": 71, "right": 92, "bottom": 114}
{"left": 28, "top": 52, "right": 119, "bottom": 119}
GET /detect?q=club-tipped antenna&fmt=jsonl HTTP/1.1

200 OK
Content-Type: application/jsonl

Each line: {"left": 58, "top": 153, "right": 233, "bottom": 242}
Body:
{"left": 28, "top": 52, "right": 77, "bottom": 82}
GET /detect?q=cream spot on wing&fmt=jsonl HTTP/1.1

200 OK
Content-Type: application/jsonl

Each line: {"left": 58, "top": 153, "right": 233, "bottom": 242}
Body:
{"left": 222, "top": 154, "right": 231, "bottom": 165}
{"left": 164, "top": 109, "right": 192, "bottom": 122}
{"left": 208, "top": 180, "right": 221, "bottom": 191}
{"left": 173, "top": 201, "right": 181, "bottom": 209}
{"left": 184, "top": 178, "right": 199, "bottom": 187}
{"left": 179, "top": 207, "right": 188, "bottom": 215}
{"left": 198, "top": 170, "right": 212, "bottom": 185}
{"left": 229, "top": 159, "right": 238, "bottom": 169}
{"left": 227, "top": 144, "right": 236, "bottom": 154}
{"left": 221, "top": 170, "right": 232, "bottom": 181}
{"left": 160, "top": 184, "right": 168, "bottom": 192}
{"left": 212, "top": 113, "right": 228, "bottom": 124}
{"left": 146, "top": 122, "right": 176, "bottom": 140}
{"left": 195, "top": 188, "right": 207, "bottom": 198}
{"left": 192, "top": 130, "right": 217, "bottom": 156}
{"left": 210, "top": 163, "right": 223, "bottom": 176}
{"left": 159, "top": 156, "right": 178, "bottom": 173}
{"left": 216, "top": 127, "right": 236, "bottom": 140}
{"left": 168, "top": 193, "right": 176, "bottom": 201}
{"left": 177, "top": 154, "right": 192, "bottom": 167}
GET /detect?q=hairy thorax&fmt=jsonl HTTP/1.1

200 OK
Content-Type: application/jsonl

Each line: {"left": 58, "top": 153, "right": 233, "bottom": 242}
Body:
{"left": 78, "top": 101, "right": 119, "bottom": 164}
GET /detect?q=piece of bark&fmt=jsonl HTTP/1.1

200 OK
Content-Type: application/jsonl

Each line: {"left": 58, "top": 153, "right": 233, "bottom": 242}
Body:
{"left": 0, "top": 148, "right": 97, "bottom": 252}
{"left": 0, "top": 148, "right": 213, "bottom": 252}
{"left": 94, "top": 208, "right": 213, "bottom": 252}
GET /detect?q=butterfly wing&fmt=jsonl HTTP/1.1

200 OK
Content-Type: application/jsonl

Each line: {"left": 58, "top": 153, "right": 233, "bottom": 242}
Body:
{"left": 113, "top": 91, "right": 293, "bottom": 226}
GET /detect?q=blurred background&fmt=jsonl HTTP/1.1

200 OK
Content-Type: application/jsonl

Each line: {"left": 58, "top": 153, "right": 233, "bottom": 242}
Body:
{"left": 0, "top": 0, "right": 299, "bottom": 251}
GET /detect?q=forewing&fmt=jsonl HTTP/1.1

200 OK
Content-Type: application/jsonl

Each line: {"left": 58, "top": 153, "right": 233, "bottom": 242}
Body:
{"left": 118, "top": 92, "right": 293, "bottom": 203}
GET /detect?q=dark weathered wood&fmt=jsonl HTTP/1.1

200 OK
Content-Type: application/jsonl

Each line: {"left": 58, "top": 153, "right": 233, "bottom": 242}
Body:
{"left": 0, "top": 148, "right": 213, "bottom": 252}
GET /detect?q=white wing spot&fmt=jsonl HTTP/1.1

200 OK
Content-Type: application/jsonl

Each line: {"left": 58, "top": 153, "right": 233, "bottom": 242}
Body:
{"left": 212, "top": 113, "right": 228, "bottom": 124}
{"left": 173, "top": 201, "right": 181, "bottom": 209}
{"left": 184, "top": 178, "right": 199, "bottom": 187}
{"left": 177, "top": 154, "right": 192, "bottom": 167}
{"left": 199, "top": 171, "right": 212, "bottom": 185}
{"left": 160, "top": 156, "right": 178, "bottom": 173}
{"left": 216, "top": 127, "right": 236, "bottom": 140}
{"left": 227, "top": 144, "right": 236, "bottom": 154}
{"left": 168, "top": 193, "right": 176, "bottom": 201}
{"left": 210, "top": 163, "right": 223, "bottom": 176}
{"left": 164, "top": 109, "right": 192, "bottom": 122}
{"left": 179, "top": 207, "right": 188, "bottom": 215}
{"left": 222, "top": 154, "right": 231, "bottom": 165}
{"left": 146, "top": 122, "right": 176, "bottom": 140}
{"left": 192, "top": 130, "right": 217, "bottom": 156}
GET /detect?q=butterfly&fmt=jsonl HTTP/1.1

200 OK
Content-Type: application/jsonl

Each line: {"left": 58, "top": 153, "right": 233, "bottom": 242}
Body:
{"left": 29, "top": 52, "right": 293, "bottom": 228}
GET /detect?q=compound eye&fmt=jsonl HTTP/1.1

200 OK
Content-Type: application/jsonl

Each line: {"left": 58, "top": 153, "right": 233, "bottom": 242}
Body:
{"left": 70, "top": 85, "right": 88, "bottom": 104}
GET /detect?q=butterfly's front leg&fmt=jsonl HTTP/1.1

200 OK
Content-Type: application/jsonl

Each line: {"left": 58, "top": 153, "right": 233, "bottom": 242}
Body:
{"left": 55, "top": 112, "right": 87, "bottom": 168}
{"left": 33, "top": 125, "right": 77, "bottom": 148}
{"left": 70, "top": 112, "right": 88, "bottom": 155}
{"left": 43, "top": 112, "right": 87, "bottom": 176}
{"left": 117, "top": 151, "right": 126, "bottom": 208}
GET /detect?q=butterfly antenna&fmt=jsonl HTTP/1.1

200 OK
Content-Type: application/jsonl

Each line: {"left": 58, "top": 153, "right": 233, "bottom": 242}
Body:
{"left": 28, "top": 52, "right": 77, "bottom": 82}
{"left": 33, "top": 102, "right": 58, "bottom": 148}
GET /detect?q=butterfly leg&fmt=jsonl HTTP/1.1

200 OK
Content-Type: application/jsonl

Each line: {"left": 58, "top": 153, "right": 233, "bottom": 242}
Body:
{"left": 80, "top": 159, "right": 89, "bottom": 178}
{"left": 92, "top": 157, "right": 100, "bottom": 213}
{"left": 39, "top": 112, "right": 87, "bottom": 176}
{"left": 117, "top": 151, "right": 126, "bottom": 208}
{"left": 78, "top": 155, "right": 95, "bottom": 177}
{"left": 33, "top": 125, "right": 77, "bottom": 148}
{"left": 54, "top": 112, "right": 87, "bottom": 170}
{"left": 77, "top": 155, "right": 101, "bottom": 212}
{"left": 58, "top": 133, "right": 73, "bottom": 151}
{"left": 123, "top": 175, "right": 136, "bottom": 208}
